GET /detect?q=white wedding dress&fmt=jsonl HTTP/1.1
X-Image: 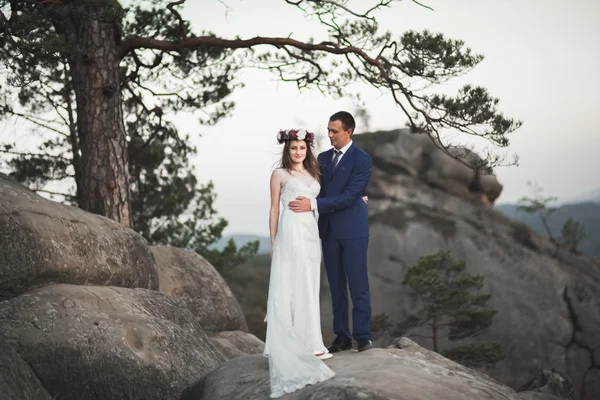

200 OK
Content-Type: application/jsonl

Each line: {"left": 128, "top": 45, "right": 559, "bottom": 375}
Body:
{"left": 263, "top": 169, "right": 335, "bottom": 398}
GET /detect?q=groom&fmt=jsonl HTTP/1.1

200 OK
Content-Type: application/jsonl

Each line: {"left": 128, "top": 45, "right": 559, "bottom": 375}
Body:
{"left": 289, "top": 111, "right": 373, "bottom": 353}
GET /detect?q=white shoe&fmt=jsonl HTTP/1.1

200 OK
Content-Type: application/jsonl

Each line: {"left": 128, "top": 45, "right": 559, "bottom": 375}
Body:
{"left": 316, "top": 352, "right": 333, "bottom": 360}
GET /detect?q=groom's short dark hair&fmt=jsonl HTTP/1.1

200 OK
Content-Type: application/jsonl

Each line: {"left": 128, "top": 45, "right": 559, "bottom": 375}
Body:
{"left": 330, "top": 111, "right": 356, "bottom": 134}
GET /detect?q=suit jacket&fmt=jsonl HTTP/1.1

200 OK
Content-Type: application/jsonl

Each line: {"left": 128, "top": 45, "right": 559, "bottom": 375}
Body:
{"left": 316, "top": 143, "right": 372, "bottom": 240}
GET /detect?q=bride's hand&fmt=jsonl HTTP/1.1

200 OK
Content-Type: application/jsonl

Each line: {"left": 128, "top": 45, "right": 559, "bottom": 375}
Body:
{"left": 362, "top": 196, "right": 368, "bottom": 204}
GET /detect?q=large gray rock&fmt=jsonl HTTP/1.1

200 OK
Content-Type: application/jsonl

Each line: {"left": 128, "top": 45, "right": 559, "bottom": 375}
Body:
{"left": 0, "top": 339, "right": 52, "bottom": 400}
{"left": 344, "top": 130, "right": 600, "bottom": 400}
{"left": 354, "top": 129, "right": 503, "bottom": 205}
{"left": 208, "top": 330, "right": 265, "bottom": 360}
{"left": 151, "top": 245, "right": 248, "bottom": 332}
{"left": 0, "top": 173, "right": 158, "bottom": 300}
{"left": 181, "top": 342, "right": 565, "bottom": 400}
{"left": 0, "top": 284, "right": 224, "bottom": 400}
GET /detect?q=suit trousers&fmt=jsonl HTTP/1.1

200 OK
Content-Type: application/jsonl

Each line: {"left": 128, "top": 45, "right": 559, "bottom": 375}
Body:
{"left": 321, "top": 234, "right": 371, "bottom": 342}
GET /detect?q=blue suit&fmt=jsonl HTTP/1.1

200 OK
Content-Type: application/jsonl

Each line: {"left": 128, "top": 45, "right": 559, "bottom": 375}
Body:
{"left": 316, "top": 143, "right": 372, "bottom": 341}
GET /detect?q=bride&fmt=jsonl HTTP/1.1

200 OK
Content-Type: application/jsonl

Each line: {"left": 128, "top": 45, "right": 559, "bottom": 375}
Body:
{"left": 263, "top": 128, "right": 335, "bottom": 398}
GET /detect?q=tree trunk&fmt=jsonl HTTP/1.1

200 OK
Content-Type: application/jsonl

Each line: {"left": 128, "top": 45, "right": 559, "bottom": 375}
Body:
{"left": 540, "top": 213, "right": 556, "bottom": 243}
{"left": 68, "top": 13, "right": 132, "bottom": 227}
{"left": 63, "top": 62, "right": 83, "bottom": 205}
{"left": 432, "top": 315, "right": 439, "bottom": 353}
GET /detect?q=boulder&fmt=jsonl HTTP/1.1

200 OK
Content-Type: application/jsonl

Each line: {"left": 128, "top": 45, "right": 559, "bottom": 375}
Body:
{"left": 0, "top": 284, "right": 224, "bottom": 400}
{"left": 0, "top": 173, "right": 157, "bottom": 300}
{"left": 353, "top": 129, "right": 503, "bottom": 205}
{"left": 208, "top": 330, "right": 265, "bottom": 360}
{"left": 517, "top": 369, "right": 574, "bottom": 399}
{"left": 151, "top": 245, "right": 248, "bottom": 332}
{"left": 0, "top": 339, "right": 52, "bottom": 400}
{"left": 181, "top": 341, "right": 565, "bottom": 400}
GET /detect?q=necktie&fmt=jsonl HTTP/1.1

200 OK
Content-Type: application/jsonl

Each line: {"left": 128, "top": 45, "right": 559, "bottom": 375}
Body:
{"left": 331, "top": 149, "right": 342, "bottom": 174}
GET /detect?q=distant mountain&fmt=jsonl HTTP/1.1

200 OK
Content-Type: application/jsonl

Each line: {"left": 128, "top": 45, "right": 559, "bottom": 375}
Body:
{"left": 210, "top": 233, "right": 271, "bottom": 254}
{"left": 495, "top": 201, "right": 600, "bottom": 257}
{"left": 557, "top": 187, "right": 600, "bottom": 205}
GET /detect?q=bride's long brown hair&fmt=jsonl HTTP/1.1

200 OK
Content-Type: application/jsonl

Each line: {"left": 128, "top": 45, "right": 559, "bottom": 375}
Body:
{"left": 279, "top": 139, "right": 321, "bottom": 181}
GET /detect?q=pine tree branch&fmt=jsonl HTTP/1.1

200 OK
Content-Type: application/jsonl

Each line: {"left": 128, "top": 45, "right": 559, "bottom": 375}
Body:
{"left": 216, "top": 0, "right": 233, "bottom": 16}
{"left": 8, "top": 0, "right": 44, "bottom": 5}
{"left": 284, "top": 0, "right": 431, "bottom": 18}
{"left": 133, "top": 36, "right": 432, "bottom": 151}
{"left": 3, "top": 110, "right": 69, "bottom": 137}
{"left": 134, "top": 81, "right": 187, "bottom": 98}
{"left": 166, "top": 0, "right": 187, "bottom": 40}
{"left": 0, "top": 148, "right": 71, "bottom": 161}
{"left": 411, "top": 0, "right": 433, "bottom": 11}
{"left": 287, "top": 0, "right": 393, "bottom": 20}
{"left": 43, "top": 92, "right": 71, "bottom": 128}
{"left": 131, "top": 49, "right": 164, "bottom": 70}
{"left": 121, "top": 81, "right": 173, "bottom": 157}
{"left": 119, "top": 35, "right": 380, "bottom": 67}
{"left": 36, "top": 188, "right": 75, "bottom": 199}
{"left": 122, "top": 81, "right": 152, "bottom": 114}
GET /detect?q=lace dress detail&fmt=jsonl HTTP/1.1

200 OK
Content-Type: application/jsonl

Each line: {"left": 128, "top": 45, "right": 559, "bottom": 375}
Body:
{"left": 264, "top": 169, "right": 334, "bottom": 398}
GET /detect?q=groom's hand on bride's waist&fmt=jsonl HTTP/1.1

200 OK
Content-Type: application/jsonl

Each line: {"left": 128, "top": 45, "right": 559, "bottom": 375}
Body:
{"left": 288, "top": 196, "right": 312, "bottom": 213}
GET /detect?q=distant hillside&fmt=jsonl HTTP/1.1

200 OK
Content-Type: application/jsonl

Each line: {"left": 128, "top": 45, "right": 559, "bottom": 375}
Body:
{"left": 210, "top": 234, "right": 271, "bottom": 254}
{"left": 495, "top": 201, "right": 600, "bottom": 257}
{"left": 558, "top": 187, "right": 600, "bottom": 205}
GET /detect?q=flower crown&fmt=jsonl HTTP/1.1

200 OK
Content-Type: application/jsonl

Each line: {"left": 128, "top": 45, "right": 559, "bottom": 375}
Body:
{"left": 277, "top": 129, "right": 315, "bottom": 146}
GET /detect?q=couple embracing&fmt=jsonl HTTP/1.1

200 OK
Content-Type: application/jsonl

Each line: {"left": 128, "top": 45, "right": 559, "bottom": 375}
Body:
{"left": 264, "top": 111, "right": 373, "bottom": 398}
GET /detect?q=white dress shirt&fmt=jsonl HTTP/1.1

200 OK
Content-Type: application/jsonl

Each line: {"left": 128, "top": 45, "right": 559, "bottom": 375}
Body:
{"left": 310, "top": 140, "right": 353, "bottom": 211}
{"left": 332, "top": 140, "right": 353, "bottom": 165}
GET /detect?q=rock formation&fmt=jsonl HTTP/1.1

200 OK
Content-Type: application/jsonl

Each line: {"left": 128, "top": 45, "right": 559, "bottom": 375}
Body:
{"left": 339, "top": 130, "right": 600, "bottom": 400}
{"left": 0, "top": 172, "right": 262, "bottom": 399}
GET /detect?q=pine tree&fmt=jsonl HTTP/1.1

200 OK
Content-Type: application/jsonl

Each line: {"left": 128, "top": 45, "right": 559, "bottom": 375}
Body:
{"left": 560, "top": 217, "right": 586, "bottom": 254}
{"left": 1, "top": 0, "right": 521, "bottom": 227}
{"left": 517, "top": 181, "right": 559, "bottom": 245}
{"left": 374, "top": 251, "right": 504, "bottom": 368}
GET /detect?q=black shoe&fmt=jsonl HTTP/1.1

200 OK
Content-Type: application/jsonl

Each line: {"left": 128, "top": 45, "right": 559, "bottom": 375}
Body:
{"left": 327, "top": 339, "right": 352, "bottom": 353}
{"left": 357, "top": 339, "right": 373, "bottom": 352}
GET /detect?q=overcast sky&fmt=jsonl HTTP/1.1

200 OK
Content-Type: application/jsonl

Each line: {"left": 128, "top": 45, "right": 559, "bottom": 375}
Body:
{"left": 177, "top": 0, "right": 599, "bottom": 236}
{"left": 2, "top": 0, "right": 598, "bottom": 237}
